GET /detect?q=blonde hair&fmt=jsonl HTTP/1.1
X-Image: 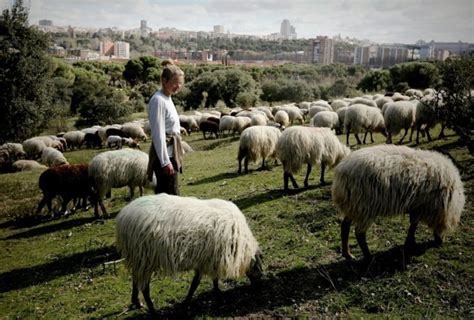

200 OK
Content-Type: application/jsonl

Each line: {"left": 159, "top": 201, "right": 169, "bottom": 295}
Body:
{"left": 161, "top": 59, "right": 184, "bottom": 83}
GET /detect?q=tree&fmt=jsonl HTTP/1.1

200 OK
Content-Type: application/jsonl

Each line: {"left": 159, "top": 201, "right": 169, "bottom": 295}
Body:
{"left": 0, "top": 0, "right": 55, "bottom": 143}
{"left": 389, "top": 62, "right": 440, "bottom": 89}
{"left": 123, "top": 56, "right": 161, "bottom": 86}
{"left": 357, "top": 70, "right": 392, "bottom": 92}
{"left": 427, "top": 56, "right": 474, "bottom": 155}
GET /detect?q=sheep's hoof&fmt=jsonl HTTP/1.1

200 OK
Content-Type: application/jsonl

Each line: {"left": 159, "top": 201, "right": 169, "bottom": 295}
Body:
{"left": 342, "top": 252, "right": 356, "bottom": 260}
{"left": 129, "top": 302, "right": 142, "bottom": 310}
{"left": 320, "top": 181, "right": 327, "bottom": 186}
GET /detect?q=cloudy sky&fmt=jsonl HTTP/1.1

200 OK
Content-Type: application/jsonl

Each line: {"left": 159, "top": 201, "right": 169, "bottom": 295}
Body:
{"left": 23, "top": 0, "right": 474, "bottom": 43}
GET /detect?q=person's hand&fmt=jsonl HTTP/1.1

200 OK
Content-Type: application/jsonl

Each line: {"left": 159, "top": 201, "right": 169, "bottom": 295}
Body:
{"left": 163, "top": 163, "right": 175, "bottom": 176}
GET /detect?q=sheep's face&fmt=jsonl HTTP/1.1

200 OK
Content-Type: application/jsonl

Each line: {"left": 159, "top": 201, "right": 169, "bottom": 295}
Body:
{"left": 246, "top": 250, "right": 263, "bottom": 285}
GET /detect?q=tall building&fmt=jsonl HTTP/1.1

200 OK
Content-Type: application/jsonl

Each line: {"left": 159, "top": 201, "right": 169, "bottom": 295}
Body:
{"left": 307, "top": 36, "right": 334, "bottom": 64}
{"left": 213, "top": 25, "right": 224, "bottom": 34}
{"left": 353, "top": 46, "right": 377, "bottom": 66}
{"left": 280, "top": 19, "right": 297, "bottom": 39}
{"left": 114, "top": 41, "right": 130, "bottom": 59}
{"left": 99, "top": 40, "right": 114, "bottom": 56}
{"left": 39, "top": 19, "right": 53, "bottom": 26}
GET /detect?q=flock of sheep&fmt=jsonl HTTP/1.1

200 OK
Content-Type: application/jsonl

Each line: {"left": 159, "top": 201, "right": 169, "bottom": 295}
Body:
{"left": 0, "top": 87, "right": 466, "bottom": 313}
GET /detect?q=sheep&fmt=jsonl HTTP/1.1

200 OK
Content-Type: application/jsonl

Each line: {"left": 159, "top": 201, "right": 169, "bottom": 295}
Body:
{"left": 254, "top": 106, "right": 274, "bottom": 121}
{"left": 344, "top": 104, "right": 386, "bottom": 145}
{"left": 335, "top": 107, "right": 348, "bottom": 135}
{"left": 12, "top": 159, "right": 47, "bottom": 172}
{"left": 122, "top": 137, "right": 140, "bottom": 149}
{"left": 200, "top": 120, "right": 219, "bottom": 139}
{"left": 36, "top": 164, "right": 95, "bottom": 217}
{"left": 219, "top": 115, "right": 236, "bottom": 136}
{"left": 349, "top": 98, "right": 377, "bottom": 108}
{"left": 107, "top": 135, "right": 124, "bottom": 149}
{"left": 276, "top": 126, "right": 350, "bottom": 191}
{"left": 250, "top": 114, "right": 267, "bottom": 126}
{"left": 311, "top": 100, "right": 332, "bottom": 110}
{"left": 233, "top": 116, "right": 252, "bottom": 135}
{"left": 308, "top": 105, "right": 331, "bottom": 120}
{"left": 383, "top": 101, "right": 417, "bottom": 144}
{"left": 115, "top": 193, "right": 263, "bottom": 312}
{"left": 423, "top": 88, "right": 436, "bottom": 96}
{"left": 63, "top": 131, "right": 86, "bottom": 150}
{"left": 405, "top": 89, "right": 423, "bottom": 98}
{"left": 274, "top": 110, "right": 290, "bottom": 128}
{"left": 179, "top": 115, "right": 199, "bottom": 134}
{"left": 84, "top": 132, "right": 103, "bottom": 149}
{"left": 332, "top": 144, "right": 465, "bottom": 261}
{"left": 414, "top": 97, "right": 444, "bottom": 144}
{"left": 392, "top": 92, "right": 410, "bottom": 102}
{"left": 374, "top": 96, "right": 393, "bottom": 109}
{"left": 310, "top": 111, "right": 339, "bottom": 131}
{"left": 330, "top": 99, "right": 349, "bottom": 111}
{"left": 122, "top": 123, "right": 148, "bottom": 141}
{"left": 0, "top": 143, "right": 26, "bottom": 161}
{"left": 88, "top": 149, "right": 151, "bottom": 217}
{"left": 105, "top": 127, "right": 126, "bottom": 138}
{"left": 41, "top": 147, "right": 68, "bottom": 167}
{"left": 23, "top": 138, "right": 47, "bottom": 159}
{"left": 237, "top": 126, "right": 282, "bottom": 174}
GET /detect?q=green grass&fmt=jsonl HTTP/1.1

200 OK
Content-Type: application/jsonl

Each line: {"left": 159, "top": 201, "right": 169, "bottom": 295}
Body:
{"left": 0, "top": 125, "right": 472, "bottom": 318}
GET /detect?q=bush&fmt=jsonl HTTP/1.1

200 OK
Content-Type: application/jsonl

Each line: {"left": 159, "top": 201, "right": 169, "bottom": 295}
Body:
{"left": 357, "top": 70, "right": 392, "bottom": 92}
{"left": 389, "top": 62, "right": 440, "bottom": 89}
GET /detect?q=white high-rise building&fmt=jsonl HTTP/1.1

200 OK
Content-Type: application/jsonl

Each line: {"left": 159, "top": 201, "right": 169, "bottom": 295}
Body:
{"left": 114, "top": 41, "right": 130, "bottom": 59}
{"left": 213, "top": 25, "right": 224, "bottom": 34}
{"left": 280, "top": 19, "right": 297, "bottom": 40}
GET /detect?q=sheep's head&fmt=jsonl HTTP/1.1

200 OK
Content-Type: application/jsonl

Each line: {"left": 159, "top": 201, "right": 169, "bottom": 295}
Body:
{"left": 246, "top": 249, "right": 263, "bottom": 285}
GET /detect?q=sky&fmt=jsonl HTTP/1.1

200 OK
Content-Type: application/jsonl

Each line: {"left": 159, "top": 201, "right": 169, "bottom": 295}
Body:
{"left": 19, "top": 0, "right": 474, "bottom": 43}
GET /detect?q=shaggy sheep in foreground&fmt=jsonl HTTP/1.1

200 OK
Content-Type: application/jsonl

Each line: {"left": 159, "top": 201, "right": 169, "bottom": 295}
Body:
{"left": 332, "top": 145, "right": 465, "bottom": 261}
{"left": 238, "top": 126, "right": 282, "bottom": 174}
{"left": 276, "top": 126, "right": 350, "bottom": 191}
{"left": 116, "top": 193, "right": 263, "bottom": 312}
{"left": 88, "top": 149, "right": 150, "bottom": 217}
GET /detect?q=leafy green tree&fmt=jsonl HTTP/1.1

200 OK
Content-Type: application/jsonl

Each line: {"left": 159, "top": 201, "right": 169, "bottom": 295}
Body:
{"left": 0, "top": 0, "right": 55, "bottom": 143}
{"left": 357, "top": 70, "right": 392, "bottom": 92}
{"left": 70, "top": 67, "right": 109, "bottom": 114}
{"left": 389, "top": 62, "right": 440, "bottom": 89}
{"left": 328, "top": 78, "right": 351, "bottom": 98}
{"left": 123, "top": 56, "right": 161, "bottom": 86}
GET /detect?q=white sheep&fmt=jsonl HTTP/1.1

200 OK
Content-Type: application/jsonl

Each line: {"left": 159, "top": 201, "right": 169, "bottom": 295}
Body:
{"left": 414, "top": 97, "right": 444, "bottom": 144}
{"left": 335, "top": 107, "right": 348, "bottom": 134}
{"left": 218, "top": 115, "right": 235, "bottom": 137}
{"left": 392, "top": 92, "right": 410, "bottom": 102}
{"left": 349, "top": 97, "right": 377, "bottom": 108}
{"left": 274, "top": 110, "right": 290, "bottom": 128}
{"left": 330, "top": 99, "right": 349, "bottom": 111}
{"left": 41, "top": 147, "right": 69, "bottom": 167}
{"left": 276, "top": 126, "right": 350, "bottom": 191}
{"left": 308, "top": 105, "right": 331, "bottom": 120}
{"left": 233, "top": 116, "right": 252, "bottom": 135}
{"left": 238, "top": 125, "right": 282, "bottom": 174}
{"left": 179, "top": 115, "right": 199, "bottom": 133}
{"left": 383, "top": 101, "right": 417, "bottom": 144}
{"left": 22, "top": 138, "right": 47, "bottom": 159}
{"left": 254, "top": 106, "right": 275, "bottom": 121}
{"left": 344, "top": 104, "right": 386, "bottom": 145}
{"left": 106, "top": 135, "right": 123, "bottom": 149}
{"left": 12, "top": 160, "right": 47, "bottom": 171}
{"left": 0, "top": 143, "right": 26, "bottom": 161}
{"left": 115, "top": 193, "right": 263, "bottom": 312}
{"left": 88, "top": 149, "right": 150, "bottom": 217}
{"left": 311, "top": 100, "right": 333, "bottom": 111}
{"left": 310, "top": 111, "right": 339, "bottom": 131}
{"left": 121, "top": 123, "right": 147, "bottom": 141}
{"left": 250, "top": 113, "right": 267, "bottom": 126}
{"left": 374, "top": 96, "right": 393, "bottom": 109}
{"left": 405, "top": 89, "right": 423, "bottom": 98}
{"left": 332, "top": 144, "right": 465, "bottom": 260}
{"left": 63, "top": 131, "right": 86, "bottom": 150}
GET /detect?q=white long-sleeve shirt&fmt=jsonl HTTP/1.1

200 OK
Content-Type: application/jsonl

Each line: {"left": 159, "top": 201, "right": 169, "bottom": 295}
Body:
{"left": 148, "top": 90, "right": 181, "bottom": 167}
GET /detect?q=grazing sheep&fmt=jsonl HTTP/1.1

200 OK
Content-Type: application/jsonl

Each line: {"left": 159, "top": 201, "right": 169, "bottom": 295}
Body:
{"left": 374, "top": 96, "right": 393, "bottom": 109}
{"left": 63, "top": 131, "right": 86, "bottom": 150}
{"left": 122, "top": 123, "right": 148, "bottom": 142}
{"left": 255, "top": 106, "right": 274, "bottom": 121}
{"left": 332, "top": 145, "right": 465, "bottom": 260}
{"left": 88, "top": 149, "right": 150, "bottom": 217}
{"left": 308, "top": 105, "right": 331, "bottom": 120}
{"left": 310, "top": 111, "right": 339, "bottom": 131}
{"left": 107, "top": 135, "right": 124, "bottom": 149}
{"left": 23, "top": 138, "right": 47, "bottom": 159}
{"left": 219, "top": 115, "right": 236, "bottom": 136}
{"left": 405, "top": 89, "right": 423, "bottom": 98}
{"left": 122, "top": 137, "right": 140, "bottom": 149}
{"left": 200, "top": 120, "right": 219, "bottom": 139}
{"left": 383, "top": 101, "right": 417, "bottom": 144}
{"left": 414, "top": 97, "right": 444, "bottom": 144}
{"left": 276, "top": 126, "right": 350, "bottom": 191}
{"left": 179, "top": 115, "right": 199, "bottom": 134}
{"left": 238, "top": 126, "right": 282, "bottom": 174}
{"left": 330, "top": 99, "right": 349, "bottom": 111}
{"left": 115, "top": 193, "right": 263, "bottom": 312}
{"left": 37, "top": 164, "right": 94, "bottom": 217}
{"left": 251, "top": 114, "right": 267, "bottom": 126}
{"left": 12, "top": 160, "right": 47, "bottom": 172}
{"left": 105, "top": 127, "right": 126, "bottom": 138}
{"left": 0, "top": 143, "right": 26, "bottom": 161}
{"left": 311, "top": 100, "right": 333, "bottom": 111}
{"left": 233, "top": 116, "right": 252, "bottom": 135}
{"left": 84, "top": 132, "right": 103, "bottom": 149}
{"left": 41, "top": 147, "right": 69, "bottom": 167}
{"left": 335, "top": 107, "right": 348, "bottom": 135}
{"left": 274, "top": 110, "right": 290, "bottom": 128}
{"left": 344, "top": 104, "right": 386, "bottom": 145}
{"left": 349, "top": 98, "right": 377, "bottom": 108}
{"left": 423, "top": 88, "right": 436, "bottom": 96}
{"left": 392, "top": 92, "right": 410, "bottom": 102}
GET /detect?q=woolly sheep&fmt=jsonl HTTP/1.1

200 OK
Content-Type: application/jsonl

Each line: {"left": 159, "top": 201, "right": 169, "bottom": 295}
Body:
{"left": 41, "top": 147, "right": 69, "bottom": 167}
{"left": 200, "top": 120, "right": 219, "bottom": 139}
{"left": 12, "top": 160, "right": 47, "bottom": 172}
{"left": 332, "top": 145, "right": 465, "bottom": 260}
{"left": 311, "top": 100, "right": 332, "bottom": 111}
{"left": 308, "top": 105, "right": 331, "bottom": 119}
{"left": 107, "top": 135, "right": 124, "bottom": 149}
{"left": 0, "top": 143, "right": 26, "bottom": 161}
{"left": 344, "top": 104, "right": 386, "bottom": 145}
{"left": 392, "top": 92, "right": 410, "bottom": 102}
{"left": 81, "top": 127, "right": 98, "bottom": 135}
{"left": 37, "top": 164, "right": 94, "bottom": 217}
{"left": 88, "top": 149, "right": 150, "bottom": 217}
{"left": 116, "top": 193, "right": 263, "bottom": 312}
{"left": 423, "top": 88, "right": 436, "bottom": 96}
{"left": 276, "top": 126, "right": 350, "bottom": 191}
{"left": 122, "top": 137, "right": 140, "bottom": 149}
{"left": 233, "top": 116, "right": 252, "bottom": 135}
{"left": 179, "top": 115, "right": 199, "bottom": 133}
{"left": 63, "top": 131, "right": 86, "bottom": 150}
{"left": 250, "top": 114, "right": 267, "bottom": 126}
{"left": 122, "top": 123, "right": 148, "bottom": 141}
{"left": 219, "top": 115, "right": 236, "bottom": 136}
{"left": 238, "top": 126, "right": 282, "bottom": 174}
{"left": 383, "top": 101, "right": 417, "bottom": 144}
{"left": 330, "top": 99, "right": 349, "bottom": 111}
{"left": 349, "top": 98, "right": 377, "bottom": 108}
{"left": 254, "top": 106, "right": 274, "bottom": 121}
{"left": 374, "top": 96, "right": 393, "bottom": 109}
{"left": 23, "top": 138, "right": 47, "bottom": 159}
{"left": 405, "top": 89, "right": 423, "bottom": 98}
{"left": 310, "top": 111, "right": 339, "bottom": 131}
{"left": 414, "top": 97, "right": 445, "bottom": 144}
{"left": 274, "top": 110, "right": 290, "bottom": 128}
{"left": 335, "top": 107, "right": 348, "bottom": 134}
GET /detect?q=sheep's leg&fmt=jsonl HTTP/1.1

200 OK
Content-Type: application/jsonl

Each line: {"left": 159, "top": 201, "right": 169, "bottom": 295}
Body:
{"left": 244, "top": 157, "right": 249, "bottom": 174}
{"left": 36, "top": 195, "right": 51, "bottom": 214}
{"left": 355, "top": 227, "right": 371, "bottom": 260}
{"left": 354, "top": 133, "right": 362, "bottom": 145}
{"left": 341, "top": 217, "right": 354, "bottom": 259}
{"left": 139, "top": 186, "right": 143, "bottom": 197}
{"left": 408, "top": 127, "right": 414, "bottom": 142}
{"left": 260, "top": 157, "right": 266, "bottom": 171}
{"left": 346, "top": 129, "right": 350, "bottom": 145}
{"left": 319, "top": 163, "right": 327, "bottom": 185}
{"left": 433, "top": 231, "right": 443, "bottom": 247}
{"left": 61, "top": 195, "right": 72, "bottom": 215}
{"left": 415, "top": 126, "right": 421, "bottom": 144}
{"left": 399, "top": 128, "right": 409, "bottom": 144}
{"left": 362, "top": 132, "right": 369, "bottom": 144}
{"left": 131, "top": 281, "right": 142, "bottom": 309}
{"left": 284, "top": 171, "right": 299, "bottom": 192}
{"left": 404, "top": 213, "right": 419, "bottom": 251}
{"left": 386, "top": 132, "right": 392, "bottom": 144}
{"left": 438, "top": 123, "right": 446, "bottom": 139}
{"left": 142, "top": 282, "right": 155, "bottom": 313}
{"left": 303, "top": 163, "right": 312, "bottom": 188}
{"left": 213, "top": 279, "right": 220, "bottom": 292}
{"left": 426, "top": 128, "right": 432, "bottom": 141}
{"left": 184, "top": 270, "right": 202, "bottom": 305}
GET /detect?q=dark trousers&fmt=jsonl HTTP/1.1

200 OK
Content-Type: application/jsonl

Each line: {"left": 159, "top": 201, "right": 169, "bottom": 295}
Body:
{"left": 152, "top": 157, "right": 179, "bottom": 195}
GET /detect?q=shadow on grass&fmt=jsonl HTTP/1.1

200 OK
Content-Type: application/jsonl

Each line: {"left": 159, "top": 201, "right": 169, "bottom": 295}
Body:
{"left": 2, "top": 210, "right": 120, "bottom": 240}
{"left": 0, "top": 245, "right": 119, "bottom": 293}
{"left": 124, "top": 242, "right": 434, "bottom": 319}
{"left": 188, "top": 172, "right": 240, "bottom": 186}
{"left": 197, "top": 136, "right": 239, "bottom": 151}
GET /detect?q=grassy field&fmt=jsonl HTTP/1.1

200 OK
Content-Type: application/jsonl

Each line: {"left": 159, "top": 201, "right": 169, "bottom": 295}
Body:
{"left": 0, "top": 125, "right": 472, "bottom": 319}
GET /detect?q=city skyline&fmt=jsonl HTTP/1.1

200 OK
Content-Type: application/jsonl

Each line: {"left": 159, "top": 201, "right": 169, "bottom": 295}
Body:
{"left": 19, "top": 0, "right": 474, "bottom": 44}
